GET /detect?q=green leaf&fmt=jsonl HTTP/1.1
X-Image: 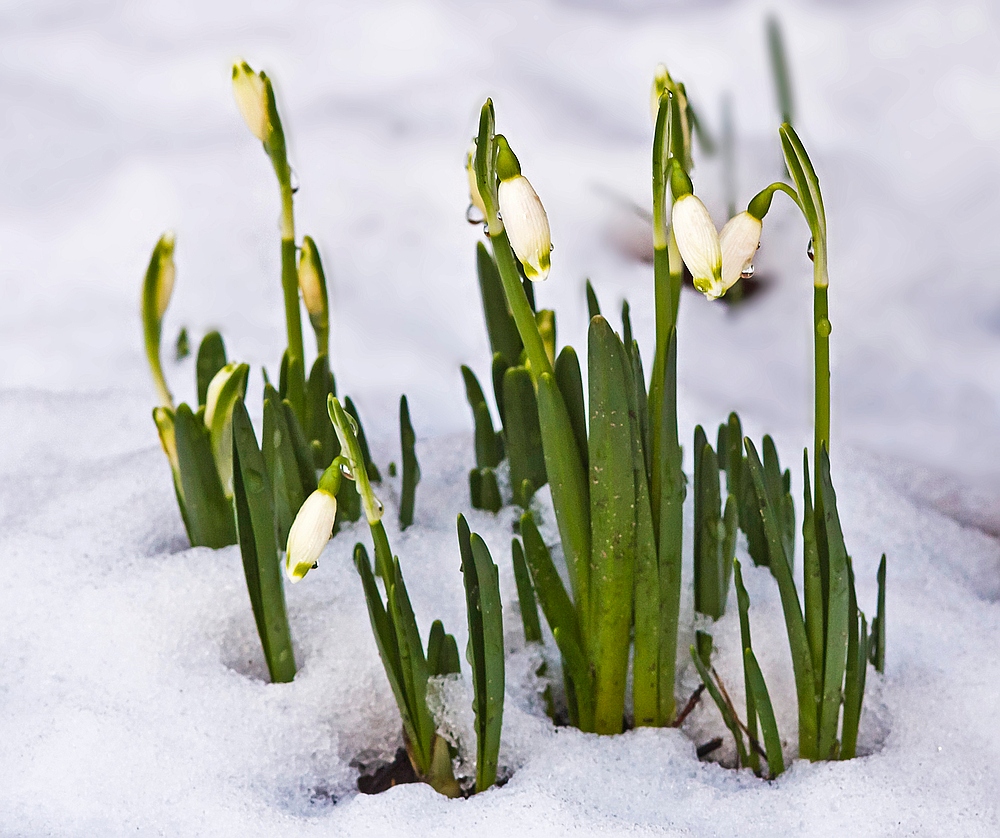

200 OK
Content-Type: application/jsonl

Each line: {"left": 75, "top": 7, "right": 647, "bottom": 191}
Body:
{"left": 535, "top": 309, "right": 556, "bottom": 368}
{"left": 744, "top": 648, "right": 784, "bottom": 777}
{"left": 399, "top": 395, "right": 420, "bottom": 530}
{"left": 585, "top": 279, "right": 601, "bottom": 319}
{"left": 231, "top": 399, "right": 295, "bottom": 683}
{"left": 461, "top": 365, "right": 503, "bottom": 469}
{"left": 816, "top": 445, "right": 851, "bottom": 761}
{"left": 694, "top": 428, "right": 724, "bottom": 620}
{"left": 196, "top": 331, "right": 227, "bottom": 407}
{"left": 766, "top": 14, "right": 795, "bottom": 128}
{"left": 469, "top": 467, "right": 502, "bottom": 513}
{"left": 504, "top": 365, "right": 546, "bottom": 508}
{"left": 173, "top": 403, "right": 236, "bottom": 548}
{"left": 802, "top": 451, "right": 824, "bottom": 699}
{"left": 426, "top": 620, "right": 461, "bottom": 677}
{"left": 491, "top": 352, "right": 511, "bottom": 430}
{"left": 354, "top": 543, "right": 413, "bottom": 749}
{"left": 537, "top": 372, "right": 591, "bottom": 619}
{"left": 307, "top": 354, "right": 339, "bottom": 469}
{"left": 511, "top": 538, "right": 543, "bottom": 643}
{"left": 587, "top": 316, "right": 636, "bottom": 735}
{"left": 458, "top": 516, "right": 505, "bottom": 793}
{"left": 840, "top": 558, "right": 867, "bottom": 761}
{"left": 871, "top": 554, "right": 886, "bottom": 673}
{"left": 262, "top": 389, "right": 306, "bottom": 548}
{"left": 477, "top": 241, "right": 523, "bottom": 367}
{"left": 621, "top": 300, "right": 633, "bottom": 353}
{"left": 554, "top": 345, "right": 588, "bottom": 474}
{"left": 280, "top": 399, "right": 317, "bottom": 496}
{"left": 205, "top": 363, "right": 250, "bottom": 498}
{"left": 745, "top": 437, "right": 817, "bottom": 759}
{"left": 520, "top": 511, "right": 592, "bottom": 730}
{"left": 734, "top": 560, "right": 760, "bottom": 774}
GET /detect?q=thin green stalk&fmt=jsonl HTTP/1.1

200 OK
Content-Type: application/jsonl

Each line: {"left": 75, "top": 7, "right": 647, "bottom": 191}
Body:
{"left": 491, "top": 230, "right": 552, "bottom": 381}
{"left": 814, "top": 285, "right": 830, "bottom": 486}
{"left": 279, "top": 182, "right": 306, "bottom": 424}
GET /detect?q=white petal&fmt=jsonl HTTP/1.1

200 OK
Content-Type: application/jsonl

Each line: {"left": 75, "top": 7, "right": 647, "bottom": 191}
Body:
{"left": 672, "top": 195, "right": 722, "bottom": 294}
{"left": 498, "top": 176, "right": 551, "bottom": 281}
{"left": 285, "top": 490, "right": 338, "bottom": 582}
{"left": 719, "top": 212, "right": 762, "bottom": 293}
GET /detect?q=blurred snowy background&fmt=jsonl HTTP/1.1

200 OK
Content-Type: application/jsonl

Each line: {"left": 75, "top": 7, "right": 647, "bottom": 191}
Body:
{"left": 1, "top": 0, "right": 999, "bottom": 834}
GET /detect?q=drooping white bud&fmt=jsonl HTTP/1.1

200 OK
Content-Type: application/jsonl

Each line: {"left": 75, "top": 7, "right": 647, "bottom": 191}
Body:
{"left": 232, "top": 60, "right": 270, "bottom": 143}
{"left": 672, "top": 194, "right": 723, "bottom": 298}
{"left": 498, "top": 175, "right": 551, "bottom": 281}
{"left": 285, "top": 489, "right": 338, "bottom": 582}
{"left": 719, "top": 211, "right": 762, "bottom": 294}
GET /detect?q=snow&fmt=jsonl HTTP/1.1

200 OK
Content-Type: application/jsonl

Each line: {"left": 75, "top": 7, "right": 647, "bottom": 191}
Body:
{"left": 2, "top": 0, "right": 1000, "bottom": 834}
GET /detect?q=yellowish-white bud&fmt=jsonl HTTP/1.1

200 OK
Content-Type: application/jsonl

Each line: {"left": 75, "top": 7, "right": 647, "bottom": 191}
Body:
{"left": 204, "top": 362, "right": 240, "bottom": 430}
{"left": 498, "top": 175, "right": 551, "bottom": 281}
{"left": 650, "top": 63, "right": 670, "bottom": 121}
{"left": 232, "top": 60, "right": 270, "bottom": 143}
{"left": 155, "top": 232, "right": 176, "bottom": 320}
{"left": 285, "top": 489, "right": 338, "bottom": 582}
{"left": 466, "top": 143, "right": 488, "bottom": 219}
{"left": 297, "top": 239, "right": 326, "bottom": 320}
{"left": 672, "top": 194, "right": 723, "bottom": 298}
{"left": 719, "top": 212, "right": 762, "bottom": 294}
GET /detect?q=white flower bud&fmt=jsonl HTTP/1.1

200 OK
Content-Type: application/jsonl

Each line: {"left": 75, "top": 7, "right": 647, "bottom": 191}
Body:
{"left": 466, "top": 143, "right": 487, "bottom": 219}
{"left": 232, "top": 60, "right": 270, "bottom": 143}
{"left": 297, "top": 237, "right": 326, "bottom": 320}
{"left": 719, "top": 211, "right": 762, "bottom": 294}
{"left": 498, "top": 175, "right": 551, "bottom": 281}
{"left": 155, "top": 232, "right": 175, "bottom": 320}
{"left": 672, "top": 194, "right": 723, "bottom": 298}
{"left": 285, "top": 489, "right": 338, "bottom": 582}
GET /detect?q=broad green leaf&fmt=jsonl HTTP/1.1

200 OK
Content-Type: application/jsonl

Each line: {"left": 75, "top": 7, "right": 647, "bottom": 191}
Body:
{"left": 174, "top": 403, "right": 236, "bottom": 548}
{"left": 504, "top": 366, "right": 546, "bottom": 508}
{"left": 231, "top": 399, "right": 295, "bottom": 683}
{"left": 195, "top": 331, "right": 227, "bottom": 408}
{"left": 587, "top": 316, "right": 635, "bottom": 735}
{"left": 399, "top": 395, "right": 420, "bottom": 529}
{"left": 476, "top": 241, "right": 523, "bottom": 368}
{"left": 744, "top": 648, "right": 784, "bottom": 777}
{"left": 554, "top": 345, "right": 588, "bottom": 474}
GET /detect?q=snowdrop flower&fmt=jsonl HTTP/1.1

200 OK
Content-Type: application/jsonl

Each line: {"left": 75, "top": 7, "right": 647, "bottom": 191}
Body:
{"left": 495, "top": 136, "right": 551, "bottom": 280}
{"left": 285, "top": 488, "right": 338, "bottom": 583}
{"left": 232, "top": 60, "right": 270, "bottom": 143}
{"left": 673, "top": 195, "right": 762, "bottom": 301}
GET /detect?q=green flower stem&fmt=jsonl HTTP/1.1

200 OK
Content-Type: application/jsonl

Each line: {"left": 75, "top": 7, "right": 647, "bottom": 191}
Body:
{"left": 278, "top": 178, "right": 306, "bottom": 423}
{"left": 490, "top": 229, "right": 553, "bottom": 381}
{"left": 813, "top": 283, "right": 830, "bottom": 481}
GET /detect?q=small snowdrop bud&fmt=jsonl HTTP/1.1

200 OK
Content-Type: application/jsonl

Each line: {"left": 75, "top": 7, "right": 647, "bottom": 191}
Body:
{"left": 285, "top": 488, "right": 338, "bottom": 583}
{"left": 465, "top": 143, "right": 487, "bottom": 220}
{"left": 672, "top": 194, "right": 723, "bottom": 298}
{"left": 719, "top": 212, "right": 763, "bottom": 293}
{"left": 154, "top": 232, "right": 176, "bottom": 320}
{"left": 204, "top": 362, "right": 241, "bottom": 430}
{"left": 232, "top": 60, "right": 270, "bottom": 143}
{"left": 298, "top": 236, "right": 328, "bottom": 323}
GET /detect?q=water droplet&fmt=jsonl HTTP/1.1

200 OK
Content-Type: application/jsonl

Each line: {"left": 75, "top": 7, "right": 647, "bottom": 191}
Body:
{"left": 466, "top": 204, "right": 485, "bottom": 225}
{"left": 246, "top": 469, "right": 265, "bottom": 493}
{"left": 817, "top": 317, "right": 832, "bottom": 337}
{"left": 807, "top": 238, "right": 815, "bottom": 262}
{"left": 346, "top": 414, "right": 359, "bottom": 435}
{"left": 340, "top": 461, "right": 355, "bottom": 480}
{"left": 311, "top": 562, "right": 319, "bottom": 570}
{"left": 740, "top": 264, "right": 755, "bottom": 279}
{"left": 549, "top": 242, "right": 554, "bottom": 252}
{"left": 373, "top": 497, "right": 385, "bottom": 515}
{"left": 289, "top": 168, "right": 300, "bottom": 194}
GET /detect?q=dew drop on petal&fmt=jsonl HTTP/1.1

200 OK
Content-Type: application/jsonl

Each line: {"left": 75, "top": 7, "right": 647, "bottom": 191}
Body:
{"left": 741, "top": 264, "right": 755, "bottom": 279}
{"left": 466, "top": 204, "right": 485, "bottom": 225}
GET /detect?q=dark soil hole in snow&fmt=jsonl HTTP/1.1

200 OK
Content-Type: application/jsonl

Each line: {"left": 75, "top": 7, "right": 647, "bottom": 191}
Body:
{"left": 356, "top": 747, "right": 420, "bottom": 795}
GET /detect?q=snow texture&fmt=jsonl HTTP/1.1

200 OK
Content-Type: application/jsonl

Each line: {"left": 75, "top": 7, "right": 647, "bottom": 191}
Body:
{"left": 2, "top": 0, "right": 1000, "bottom": 834}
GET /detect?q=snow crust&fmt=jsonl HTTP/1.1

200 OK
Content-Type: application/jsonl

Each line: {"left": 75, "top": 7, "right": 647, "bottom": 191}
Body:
{"left": 2, "top": 0, "right": 1000, "bottom": 834}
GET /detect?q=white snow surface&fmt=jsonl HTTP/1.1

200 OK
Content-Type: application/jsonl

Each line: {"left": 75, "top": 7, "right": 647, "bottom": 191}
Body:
{"left": 2, "top": 0, "right": 1000, "bottom": 834}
